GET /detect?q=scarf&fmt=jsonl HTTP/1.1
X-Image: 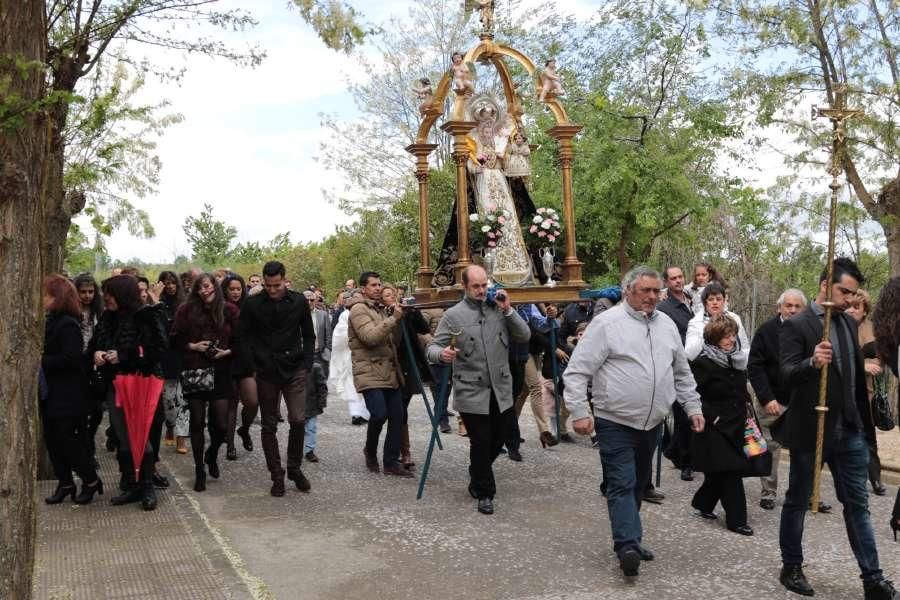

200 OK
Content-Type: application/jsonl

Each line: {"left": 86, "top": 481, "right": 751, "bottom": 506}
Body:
{"left": 700, "top": 341, "right": 742, "bottom": 369}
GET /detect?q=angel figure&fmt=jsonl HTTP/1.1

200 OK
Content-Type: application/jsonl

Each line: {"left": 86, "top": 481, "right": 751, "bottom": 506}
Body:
{"left": 464, "top": 0, "right": 495, "bottom": 32}
{"left": 539, "top": 58, "right": 565, "bottom": 102}
{"left": 450, "top": 52, "right": 475, "bottom": 96}
{"left": 411, "top": 77, "right": 434, "bottom": 116}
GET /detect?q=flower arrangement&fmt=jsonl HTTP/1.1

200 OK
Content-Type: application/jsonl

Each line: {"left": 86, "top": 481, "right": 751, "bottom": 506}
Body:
{"left": 524, "top": 207, "right": 562, "bottom": 245}
{"left": 469, "top": 203, "right": 510, "bottom": 249}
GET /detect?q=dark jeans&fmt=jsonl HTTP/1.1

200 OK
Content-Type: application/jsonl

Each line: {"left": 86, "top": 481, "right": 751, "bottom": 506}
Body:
{"left": 428, "top": 364, "right": 453, "bottom": 420}
{"left": 362, "top": 387, "right": 404, "bottom": 468}
{"left": 257, "top": 370, "right": 307, "bottom": 480}
{"left": 461, "top": 394, "right": 512, "bottom": 499}
{"left": 779, "top": 431, "right": 883, "bottom": 584}
{"left": 691, "top": 472, "right": 747, "bottom": 529}
{"left": 44, "top": 415, "right": 98, "bottom": 486}
{"left": 595, "top": 417, "right": 659, "bottom": 556}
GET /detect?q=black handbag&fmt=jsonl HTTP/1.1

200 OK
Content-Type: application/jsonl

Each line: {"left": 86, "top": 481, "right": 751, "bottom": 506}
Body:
{"left": 872, "top": 375, "right": 895, "bottom": 431}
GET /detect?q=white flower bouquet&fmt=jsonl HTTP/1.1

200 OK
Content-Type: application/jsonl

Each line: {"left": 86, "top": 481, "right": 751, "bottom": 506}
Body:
{"left": 524, "top": 207, "right": 562, "bottom": 245}
{"left": 469, "top": 203, "right": 510, "bottom": 249}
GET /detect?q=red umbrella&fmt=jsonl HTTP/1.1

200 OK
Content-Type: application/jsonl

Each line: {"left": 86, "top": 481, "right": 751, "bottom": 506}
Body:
{"left": 113, "top": 371, "right": 163, "bottom": 480}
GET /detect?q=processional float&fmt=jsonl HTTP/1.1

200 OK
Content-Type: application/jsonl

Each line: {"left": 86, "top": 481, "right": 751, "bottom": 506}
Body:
{"left": 406, "top": 2, "right": 585, "bottom": 497}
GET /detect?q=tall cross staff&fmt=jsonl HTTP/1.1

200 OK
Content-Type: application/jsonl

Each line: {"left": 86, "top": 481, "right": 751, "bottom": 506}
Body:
{"left": 809, "top": 85, "right": 863, "bottom": 513}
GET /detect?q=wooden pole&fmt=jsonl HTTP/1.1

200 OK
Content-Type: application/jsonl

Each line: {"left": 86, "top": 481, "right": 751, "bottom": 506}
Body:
{"left": 440, "top": 121, "right": 477, "bottom": 285}
{"left": 548, "top": 125, "right": 585, "bottom": 286}
{"left": 405, "top": 143, "right": 438, "bottom": 291}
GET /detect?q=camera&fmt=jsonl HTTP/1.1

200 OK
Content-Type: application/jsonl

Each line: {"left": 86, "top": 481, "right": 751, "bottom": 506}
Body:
{"left": 204, "top": 339, "right": 220, "bottom": 360}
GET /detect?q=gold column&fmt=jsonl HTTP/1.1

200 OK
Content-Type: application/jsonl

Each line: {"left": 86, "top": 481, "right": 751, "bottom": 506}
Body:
{"left": 548, "top": 125, "right": 585, "bottom": 286}
{"left": 405, "top": 143, "right": 438, "bottom": 291}
{"left": 440, "top": 121, "right": 477, "bottom": 285}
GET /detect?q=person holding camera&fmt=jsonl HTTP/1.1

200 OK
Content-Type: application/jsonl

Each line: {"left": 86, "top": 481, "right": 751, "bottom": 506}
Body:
{"left": 171, "top": 273, "right": 238, "bottom": 493}
{"left": 348, "top": 272, "right": 413, "bottom": 478}
{"left": 427, "top": 266, "right": 530, "bottom": 515}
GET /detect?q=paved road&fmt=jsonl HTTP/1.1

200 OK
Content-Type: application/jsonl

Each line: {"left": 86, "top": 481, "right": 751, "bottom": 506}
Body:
{"left": 34, "top": 394, "right": 900, "bottom": 600}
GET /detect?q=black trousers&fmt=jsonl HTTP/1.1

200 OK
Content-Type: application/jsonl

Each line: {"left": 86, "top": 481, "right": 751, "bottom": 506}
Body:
{"left": 44, "top": 415, "right": 98, "bottom": 486}
{"left": 867, "top": 439, "right": 882, "bottom": 485}
{"left": 691, "top": 472, "right": 747, "bottom": 529}
{"left": 505, "top": 359, "right": 527, "bottom": 451}
{"left": 666, "top": 402, "right": 692, "bottom": 469}
{"left": 460, "top": 393, "right": 511, "bottom": 499}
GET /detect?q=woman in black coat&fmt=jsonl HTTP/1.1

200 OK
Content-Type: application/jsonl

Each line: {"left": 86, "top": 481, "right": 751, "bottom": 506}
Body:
{"left": 91, "top": 275, "right": 167, "bottom": 511}
{"left": 690, "top": 315, "right": 757, "bottom": 536}
{"left": 871, "top": 275, "right": 900, "bottom": 540}
{"left": 42, "top": 275, "right": 103, "bottom": 505}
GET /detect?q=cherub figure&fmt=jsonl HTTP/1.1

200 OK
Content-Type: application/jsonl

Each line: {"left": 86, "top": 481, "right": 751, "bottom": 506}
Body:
{"left": 539, "top": 58, "right": 565, "bottom": 102}
{"left": 450, "top": 52, "right": 475, "bottom": 96}
{"left": 411, "top": 77, "right": 434, "bottom": 116}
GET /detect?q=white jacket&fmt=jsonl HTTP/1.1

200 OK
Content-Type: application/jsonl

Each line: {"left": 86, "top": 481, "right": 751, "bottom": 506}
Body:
{"left": 684, "top": 309, "right": 750, "bottom": 368}
{"left": 563, "top": 302, "right": 701, "bottom": 431}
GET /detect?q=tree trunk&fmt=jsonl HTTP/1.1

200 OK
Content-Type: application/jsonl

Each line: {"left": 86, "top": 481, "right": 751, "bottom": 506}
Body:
{"left": 878, "top": 177, "right": 900, "bottom": 277}
{"left": 0, "top": 1, "right": 48, "bottom": 598}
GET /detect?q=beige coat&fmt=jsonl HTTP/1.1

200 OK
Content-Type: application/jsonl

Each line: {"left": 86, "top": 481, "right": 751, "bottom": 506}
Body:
{"left": 347, "top": 296, "right": 404, "bottom": 392}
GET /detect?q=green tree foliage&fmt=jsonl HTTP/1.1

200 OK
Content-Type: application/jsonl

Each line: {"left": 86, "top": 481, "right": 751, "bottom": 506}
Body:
{"left": 182, "top": 204, "right": 237, "bottom": 265}
{"left": 291, "top": 0, "right": 369, "bottom": 52}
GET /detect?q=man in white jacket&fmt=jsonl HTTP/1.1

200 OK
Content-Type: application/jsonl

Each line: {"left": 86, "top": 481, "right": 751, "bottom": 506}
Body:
{"left": 564, "top": 266, "right": 705, "bottom": 579}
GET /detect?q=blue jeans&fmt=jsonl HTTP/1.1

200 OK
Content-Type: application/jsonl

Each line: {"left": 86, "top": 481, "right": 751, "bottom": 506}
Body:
{"left": 362, "top": 388, "right": 404, "bottom": 468}
{"left": 779, "top": 431, "right": 883, "bottom": 584}
{"left": 304, "top": 416, "right": 317, "bottom": 453}
{"left": 595, "top": 417, "right": 659, "bottom": 556}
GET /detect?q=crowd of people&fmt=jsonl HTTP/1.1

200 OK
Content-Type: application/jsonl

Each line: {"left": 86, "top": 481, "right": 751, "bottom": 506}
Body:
{"left": 38, "top": 257, "right": 900, "bottom": 598}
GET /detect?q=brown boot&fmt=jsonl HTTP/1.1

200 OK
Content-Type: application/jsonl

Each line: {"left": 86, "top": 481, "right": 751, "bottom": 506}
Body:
{"left": 287, "top": 469, "right": 311, "bottom": 493}
{"left": 400, "top": 424, "right": 415, "bottom": 468}
{"left": 383, "top": 463, "right": 415, "bottom": 478}
{"left": 270, "top": 477, "right": 285, "bottom": 497}
{"left": 175, "top": 436, "right": 188, "bottom": 454}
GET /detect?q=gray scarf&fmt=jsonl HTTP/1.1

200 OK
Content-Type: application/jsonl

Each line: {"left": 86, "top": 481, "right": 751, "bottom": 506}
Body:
{"left": 700, "top": 341, "right": 743, "bottom": 370}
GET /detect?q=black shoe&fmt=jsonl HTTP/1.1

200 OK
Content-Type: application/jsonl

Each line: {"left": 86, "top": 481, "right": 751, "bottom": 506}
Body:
{"left": 270, "top": 478, "right": 285, "bottom": 497}
{"left": 728, "top": 525, "right": 754, "bottom": 536}
{"left": 305, "top": 451, "right": 319, "bottom": 463}
{"left": 194, "top": 466, "right": 206, "bottom": 492}
{"left": 73, "top": 479, "right": 104, "bottom": 505}
{"left": 105, "top": 437, "right": 117, "bottom": 452}
{"left": 872, "top": 481, "right": 887, "bottom": 496}
{"left": 226, "top": 445, "right": 237, "bottom": 461}
{"left": 439, "top": 419, "right": 452, "bottom": 434}
{"left": 864, "top": 579, "right": 898, "bottom": 600}
{"left": 277, "top": 414, "right": 285, "bottom": 423}
{"left": 140, "top": 483, "right": 158, "bottom": 511}
{"left": 636, "top": 546, "right": 655, "bottom": 561}
{"left": 468, "top": 483, "right": 478, "bottom": 499}
{"left": 508, "top": 448, "right": 523, "bottom": 462}
{"left": 288, "top": 469, "right": 312, "bottom": 492}
{"left": 118, "top": 473, "right": 128, "bottom": 492}
{"left": 237, "top": 427, "right": 253, "bottom": 452}
{"left": 151, "top": 472, "right": 169, "bottom": 489}
{"left": 498, "top": 447, "right": 507, "bottom": 455}
{"left": 696, "top": 510, "right": 718, "bottom": 520}
{"left": 760, "top": 497, "right": 776, "bottom": 510}
{"left": 364, "top": 448, "right": 380, "bottom": 473}
{"left": 809, "top": 501, "right": 832, "bottom": 513}
{"left": 45, "top": 483, "right": 76, "bottom": 505}
{"left": 619, "top": 549, "right": 641, "bottom": 577}
{"left": 559, "top": 433, "right": 575, "bottom": 444}
{"left": 205, "top": 447, "right": 220, "bottom": 479}
{"left": 680, "top": 467, "right": 694, "bottom": 481}
{"left": 643, "top": 488, "right": 665, "bottom": 504}
{"left": 351, "top": 416, "right": 367, "bottom": 426}
{"left": 383, "top": 464, "right": 415, "bottom": 478}
{"left": 780, "top": 565, "right": 815, "bottom": 596}
{"left": 477, "top": 497, "right": 494, "bottom": 515}
{"left": 111, "top": 484, "right": 142, "bottom": 506}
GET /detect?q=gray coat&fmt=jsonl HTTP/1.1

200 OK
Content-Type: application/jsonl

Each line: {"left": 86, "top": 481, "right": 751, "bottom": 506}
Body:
{"left": 427, "top": 297, "right": 530, "bottom": 415}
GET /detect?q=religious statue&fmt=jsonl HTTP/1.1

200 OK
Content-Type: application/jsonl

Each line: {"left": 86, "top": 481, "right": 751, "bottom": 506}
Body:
{"left": 450, "top": 52, "right": 475, "bottom": 96}
{"left": 411, "top": 77, "right": 434, "bottom": 116}
{"left": 466, "top": 96, "right": 533, "bottom": 286}
{"left": 504, "top": 128, "right": 531, "bottom": 182}
{"left": 539, "top": 58, "right": 565, "bottom": 102}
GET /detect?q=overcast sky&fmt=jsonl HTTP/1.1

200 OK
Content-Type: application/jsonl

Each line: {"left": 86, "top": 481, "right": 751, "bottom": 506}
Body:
{"left": 91, "top": 0, "right": 841, "bottom": 263}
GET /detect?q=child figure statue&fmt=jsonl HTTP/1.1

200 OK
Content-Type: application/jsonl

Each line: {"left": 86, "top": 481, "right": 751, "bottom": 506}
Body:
{"left": 451, "top": 52, "right": 475, "bottom": 96}
{"left": 539, "top": 58, "right": 565, "bottom": 102}
{"left": 412, "top": 77, "right": 434, "bottom": 116}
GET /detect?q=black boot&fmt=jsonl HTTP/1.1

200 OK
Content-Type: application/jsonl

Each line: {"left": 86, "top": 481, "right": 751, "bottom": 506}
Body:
{"left": 73, "top": 479, "right": 104, "bottom": 505}
{"left": 111, "top": 473, "right": 142, "bottom": 506}
{"left": 205, "top": 445, "right": 220, "bottom": 479}
{"left": 140, "top": 474, "right": 158, "bottom": 511}
{"left": 45, "top": 482, "right": 76, "bottom": 505}
{"left": 194, "top": 465, "right": 207, "bottom": 492}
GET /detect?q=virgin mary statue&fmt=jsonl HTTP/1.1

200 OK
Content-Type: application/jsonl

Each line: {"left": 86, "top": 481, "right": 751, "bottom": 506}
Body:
{"left": 431, "top": 95, "right": 537, "bottom": 288}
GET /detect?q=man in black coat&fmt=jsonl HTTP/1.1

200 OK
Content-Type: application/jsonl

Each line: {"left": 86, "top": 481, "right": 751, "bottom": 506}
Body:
{"left": 240, "top": 261, "right": 316, "bottom": 497}
{"left": 777, "top": 258, "right": 896, "bottom": 600}
{"left": 747, "top": 288, "right": 816, "bottom": 511}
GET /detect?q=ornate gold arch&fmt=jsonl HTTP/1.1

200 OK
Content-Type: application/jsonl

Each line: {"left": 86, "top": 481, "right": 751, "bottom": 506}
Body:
{"left": 414, "top": 39, "right": 570, "bottom": 144}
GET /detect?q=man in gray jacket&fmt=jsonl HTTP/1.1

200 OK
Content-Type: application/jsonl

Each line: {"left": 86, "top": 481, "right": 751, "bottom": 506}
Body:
{"left": 564, "top": 266, "right": 704, "bottom": 578}
{"left": 428, "top": 266, "right": 530, "bottom": 515}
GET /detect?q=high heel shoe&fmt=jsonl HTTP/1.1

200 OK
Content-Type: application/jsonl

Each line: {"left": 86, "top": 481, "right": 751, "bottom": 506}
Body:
{"left": 891, "top": 517, "right": 899, "bottom": 541}
{"left": 45, "top": 483, "right": 76, "bottom": 505}
{"left": 540, "top": 431, "right": 559, "bottom": 448}
{"left": 205, "top": 447, "right": 220, "bottom": 479}
{"left": 74, "top": 479, "right": 104, "bottom": 505}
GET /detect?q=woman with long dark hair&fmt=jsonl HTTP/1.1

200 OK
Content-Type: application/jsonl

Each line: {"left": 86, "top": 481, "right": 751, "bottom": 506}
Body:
{"left": 172, "top": 273, "right": 238, "bottom": 491}
{"left": 42, "top": 275, "right": 103, "bottom": 505}
{"left": 871, "top": 276, "right": 900, "bottom": 540}
{"left": 157, "top": 270, "right": 189, "bottom": 454}
{"left": 91, "top": 275, "right": 166, "bottom": 510}
{"left": 222, "top": 273, "right": 258, "bottom": 460}
{"left": 72, "top": 272, "right": 106, "bottom": 459}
